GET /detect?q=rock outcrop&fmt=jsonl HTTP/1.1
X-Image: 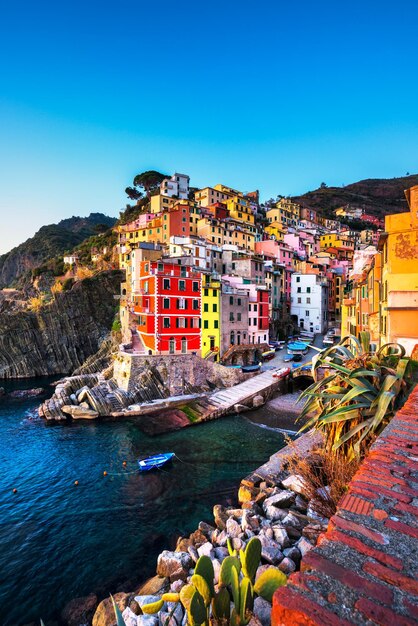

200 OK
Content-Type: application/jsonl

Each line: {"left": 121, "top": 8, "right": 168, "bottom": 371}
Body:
{"left": 0, "top": 270, "right": 123, "bottom": 378}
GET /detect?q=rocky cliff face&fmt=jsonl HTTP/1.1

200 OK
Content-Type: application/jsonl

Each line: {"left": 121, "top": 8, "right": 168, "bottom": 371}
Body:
{"left": 0, "top": 270, "right": 123, "bottom": 378}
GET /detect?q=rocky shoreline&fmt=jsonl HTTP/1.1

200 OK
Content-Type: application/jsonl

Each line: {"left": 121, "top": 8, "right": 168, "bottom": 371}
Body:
{"left": 71, "top": 429, "right": 324, "bottom": 626}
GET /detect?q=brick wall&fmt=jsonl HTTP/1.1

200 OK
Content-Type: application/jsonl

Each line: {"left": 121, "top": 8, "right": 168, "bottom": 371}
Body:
{"left": 272, "top": 384, "right": 418, "bottom": 625}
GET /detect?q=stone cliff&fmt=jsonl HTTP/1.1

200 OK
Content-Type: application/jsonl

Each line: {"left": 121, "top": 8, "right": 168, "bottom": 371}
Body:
{"left": 0, "top": 270, "right": 123, "bottom": 378}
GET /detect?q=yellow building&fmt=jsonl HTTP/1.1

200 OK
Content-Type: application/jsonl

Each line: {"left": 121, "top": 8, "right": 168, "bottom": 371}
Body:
{"left": 150, "top": 194, "right": 176, "bottom": 214}
{"left": 197, "top": 217, "right": 255, "bottom": 251}
{"left": 225, "top": 196, "right": 254, "bottom": 225}
{"left": 265, "top": 222, "right": 285, "bottom": 242}
{"left": 266, "top": 198, "right": 300, "bottom": 229}
{"left": 379, "top": 185, "right": 418, "bottom": 353}
{"left": 340, "top": 185, "right": 418, "bottom": 355}
{"left": 320, "top": 233, "right": 355, "bottom": 252}
{"left": 194, "top": 186, "right": 233, "bottom": 207}
{"left": 201, "top": 276, "right": 221, "bottom": 360}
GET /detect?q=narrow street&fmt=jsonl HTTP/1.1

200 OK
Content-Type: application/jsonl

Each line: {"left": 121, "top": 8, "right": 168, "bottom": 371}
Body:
{"left": 260, "top": 333, "right": 325, "bottom": 372}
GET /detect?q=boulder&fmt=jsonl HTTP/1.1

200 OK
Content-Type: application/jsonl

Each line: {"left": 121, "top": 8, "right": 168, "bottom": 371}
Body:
{"left": 61, "top": 404, "right": 99, "bottom": 419}
{"left": 294, "top": 495, "right": 308, "bottom": 513}
{"left": 197, "top": 541, "right": 215, "bottom": 559}
{"left": 281, "top": 475, "right": 306, "bottom": 495}
{"left": 93, "top": 592, "right": 130, "bottom": 626}
{"left": 166, "top": 601, "right": 184, "bottom": 624}
{"left": 212, "top": 558, "right": 222, "bottom": 584}
{"left": 296, "top": 536, "right": 314, "bottom": 557}
{"left": 226, "top": 517, "right": 241, "bottom": 538}
{"left": 253, "top": 597, "right": 272, "bottom": 626}
{"left": 9, "top": 387, "right": 44, "bottom": 399}
{"left": 263, "top": 491, "right": 296, "bottom": 510}
{"left": 188, "top": 545, "right": 199, "bottom": 562}
{"left": 283, "top": 546, "right": 301, "bottom": 564}
{"left": 170, "top": 580, "right": 185, "bottom": 593}
{"left": 198, "top": 521, "right": 215, "bottom": 536}
{"left": 252, "top": 394, "right": 265, "bottom": 408}
{"left": 189, "top": 529, "right": 207, "bottom": 547}
{"left": 213, "top": 504, "right": 228, "bottom": 530}
{"left": 122, "top": 607, "right": 140, "bottom": 626}
{"left": 175, "top": 537, "right": 191, "bottom": 552}
{"left": 271, "top": 525, "right": 290, "bottom": 548}
{"left": 258, "top": 534, "right": 283, "bottom": 565}
{"left": 156, "top": 551, "right": 193, "bottom": 582}
{"left": 61, "top": 593, "right": 98, "bottom": 626}
{"left": 136, "top": 576, "right": 169, "bottom": 596}
{"left": 214, "top": 546, "right": 229, "bottom": 560}
{"left": 278, "top": 557, "right": 296, "bottom": 575}
{"left": 282, "top": 512, "right": 304, "bottom": 530}
{"left": 303, "top": 522, "right": 327, "bottom": 544}
{"left": 264, "top": 505, "right": 287, "bottom": 522}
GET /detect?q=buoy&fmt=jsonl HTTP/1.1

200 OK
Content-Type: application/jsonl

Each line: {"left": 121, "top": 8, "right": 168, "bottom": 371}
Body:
{"left": 103, "top": 471, "right": 108, "bottom": 476}
{"left": 13, "top": 488, "right": 17, "bottom": 494}
{"left": 74, "top": 480, "right": 79, "bottom": 486}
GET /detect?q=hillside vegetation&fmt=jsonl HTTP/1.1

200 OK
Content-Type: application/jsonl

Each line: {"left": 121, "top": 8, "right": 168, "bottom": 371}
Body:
{"left": 292, "top": 174, "right": 418, "bottom": 218}
{"left": 0, "top": 213, "right": 116, "bottom": 288}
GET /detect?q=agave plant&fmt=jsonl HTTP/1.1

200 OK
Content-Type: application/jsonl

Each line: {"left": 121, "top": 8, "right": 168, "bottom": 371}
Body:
{"left": 297, "top": 332, "right": 411, "bottom": 460}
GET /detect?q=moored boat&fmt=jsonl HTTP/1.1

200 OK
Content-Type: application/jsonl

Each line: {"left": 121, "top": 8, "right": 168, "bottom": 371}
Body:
{"left": 138, "top": 452, "right": 175, "bottom": 471}
{"left": 241, "top": 363, "right": 261, "bottom": 373}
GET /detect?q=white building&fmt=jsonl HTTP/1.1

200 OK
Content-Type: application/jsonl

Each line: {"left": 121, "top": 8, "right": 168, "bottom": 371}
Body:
{"left": 291, "top": 273, "right": 328, "bottom": 334}
{"left": 160, "top": 173, "right": 190, "bottom": 199}
{"left": 63, "top": 254, "right": 78, "bottom": 265}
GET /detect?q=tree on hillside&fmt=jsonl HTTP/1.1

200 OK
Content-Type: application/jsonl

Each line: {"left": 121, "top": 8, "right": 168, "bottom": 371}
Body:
{"left": 125, "top": 170, "right": 168, "bottom": 200}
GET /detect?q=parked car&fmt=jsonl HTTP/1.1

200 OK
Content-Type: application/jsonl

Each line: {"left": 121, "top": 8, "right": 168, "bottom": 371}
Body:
{"left": 292, "top": 354, "right": 303, "bottom": 362}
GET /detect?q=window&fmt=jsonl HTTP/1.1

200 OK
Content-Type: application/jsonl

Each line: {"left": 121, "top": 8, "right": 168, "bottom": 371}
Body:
{"left": 296, "top": 276, "right": 300, "bottom": 282}
{"left": 193, "top": 299, "right": 199, "bottom": 310}
{"left": 203, "top": 320, "right": 209, "bottom": 329}
{"left": 177, "top": 318, "right": 186, "bottom": 328}
{"left": 237, "top": 312, "right": 241, "bottom": 321}
{"left": 204, "top": 303, "right": 208, "bottom": 312}
{"left": 158, "top": 263, "right": 163, "bottom": 272}
{"left": 307, "top": 287, "right": 311, "bottom": 293}
{"left": 297, "top": 297, "right": 301, "bottom": 303}
{"left": 143, "top": 281, "right": 149, "bottom": 294}
{"left": 214, "top": 320, "right": 219, "bottom": 329}
{"left": 204, "top": 288, "right": 208, "bottom": 297}
{"left": 212, "top": 303, "right": 217, "bottom": 312}
{"left": 163, "top": 318, "right": 170, "bottom": 328}
{"left": 178, "top": 298, "right": 187, "bottom": 309}
{"left": 306, "top": 297, "right": 311, "bottom": 304}
{"left": 297, "top": 287, "right": 301, "bottom": 293}
{"left": 192, "top": 281, "right": 199, "bottom": 292}
{"left": 254, "top": 304, "right": 258, "bottom": 311}
{"left": 229, "top": 312, "right": 234, "bottom": 322}
{"left": 163, "top": 278, "right": 170, "bottom": 290}
{"left": 230, "top": 296, "right": 234, "bottom": 305}
{"left": 169, "top": 338, "right": 175, "bottom": 354}
{"left": 237, "top": 298, "right": 241, "bottom": 306}
{"left": 163, "top": 298, "right": 170, "bottom": 309}
{"left": 179, "top": 280, "right": 186, "bottom": 291}
{"left": 145, "top": 263, "right": 149, "bottom": 273}
{"left": 305, "top": 310, "right": 310, "bottom": 317}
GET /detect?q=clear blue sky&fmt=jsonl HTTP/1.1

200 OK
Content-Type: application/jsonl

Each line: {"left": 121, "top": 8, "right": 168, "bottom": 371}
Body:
{"left": 1, "top": 0, "right": 417, "bottom": 253}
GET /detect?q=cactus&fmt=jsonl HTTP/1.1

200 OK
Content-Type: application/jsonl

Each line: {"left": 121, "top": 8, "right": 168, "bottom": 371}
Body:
{"left": 227, "top": 537, "right": 237, "bottom": 557}
{"left": 127, "top": 536, "right": 287, "bottom": 626}
{"left": 240, "top": 537, "right": 262, "bottom": 582}
{"left": 189, "top": 588, "right": 207, "bottom": 625}
{"left": 239, "top": 577, "right": 254, "bottom": 625}
{"left": 219, "top": 555, "right": 241, "bottom": 587}
{"left": 254, "top": 567, "right": 287, "bottom": 603}
{"left": 161, "top": 592, "right": 180, "bottom": 603}
{"left": 191, "top": 574, "right": 211, "bottom": 607}
{"left": 195, "top": 554, "right": 215, "bottom": 596}
{"left": 212, "top": 588, "right": 231, "bottom": 621}
{"left": 141, "top": 599, "right": 164, "bottom": 614}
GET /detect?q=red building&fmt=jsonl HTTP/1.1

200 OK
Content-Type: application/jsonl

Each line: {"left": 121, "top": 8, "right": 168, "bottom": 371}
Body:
{"left": 257, "top": 288, "right": 270, "bottom": 332}
{"left": 132, "top": 260, "right": 202, "bottom": 354}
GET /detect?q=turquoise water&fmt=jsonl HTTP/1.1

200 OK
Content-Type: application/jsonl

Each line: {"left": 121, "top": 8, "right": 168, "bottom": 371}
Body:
{"left": 0, "top": 380, "right": 286, "bottom": 625}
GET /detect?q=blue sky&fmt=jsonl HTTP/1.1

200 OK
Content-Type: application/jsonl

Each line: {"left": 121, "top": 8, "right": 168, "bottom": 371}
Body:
{"left": 1, "top": 0, "right": 417, "bottom": 253}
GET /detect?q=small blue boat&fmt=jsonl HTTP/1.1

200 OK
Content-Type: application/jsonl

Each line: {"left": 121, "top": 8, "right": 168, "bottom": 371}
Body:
{"left": 138, "top": 452, "right": 175, "bottom": 471}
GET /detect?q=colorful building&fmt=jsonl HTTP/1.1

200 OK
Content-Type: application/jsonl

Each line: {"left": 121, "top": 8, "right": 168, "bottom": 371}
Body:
{"left": 201, "top": 275, "right": 221, "bottom": 360}
{"left": 131, "top": 260, "right": 202, "bottom": 355}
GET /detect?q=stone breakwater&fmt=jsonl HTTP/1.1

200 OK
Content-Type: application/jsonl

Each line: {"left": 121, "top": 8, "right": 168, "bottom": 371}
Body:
{"left": 39, "top": 355, "right": 243, "bottom": 422}
{"left": 89, "top": 431, "right": 324, "bottom": 626}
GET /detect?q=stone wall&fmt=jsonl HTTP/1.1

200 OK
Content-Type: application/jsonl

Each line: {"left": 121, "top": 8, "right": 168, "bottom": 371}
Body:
{"left": 272, "top": 384, "right": 418, "bottom": 626}
{"left": 113, "top": 352, "right": 243, "bottom": 395}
